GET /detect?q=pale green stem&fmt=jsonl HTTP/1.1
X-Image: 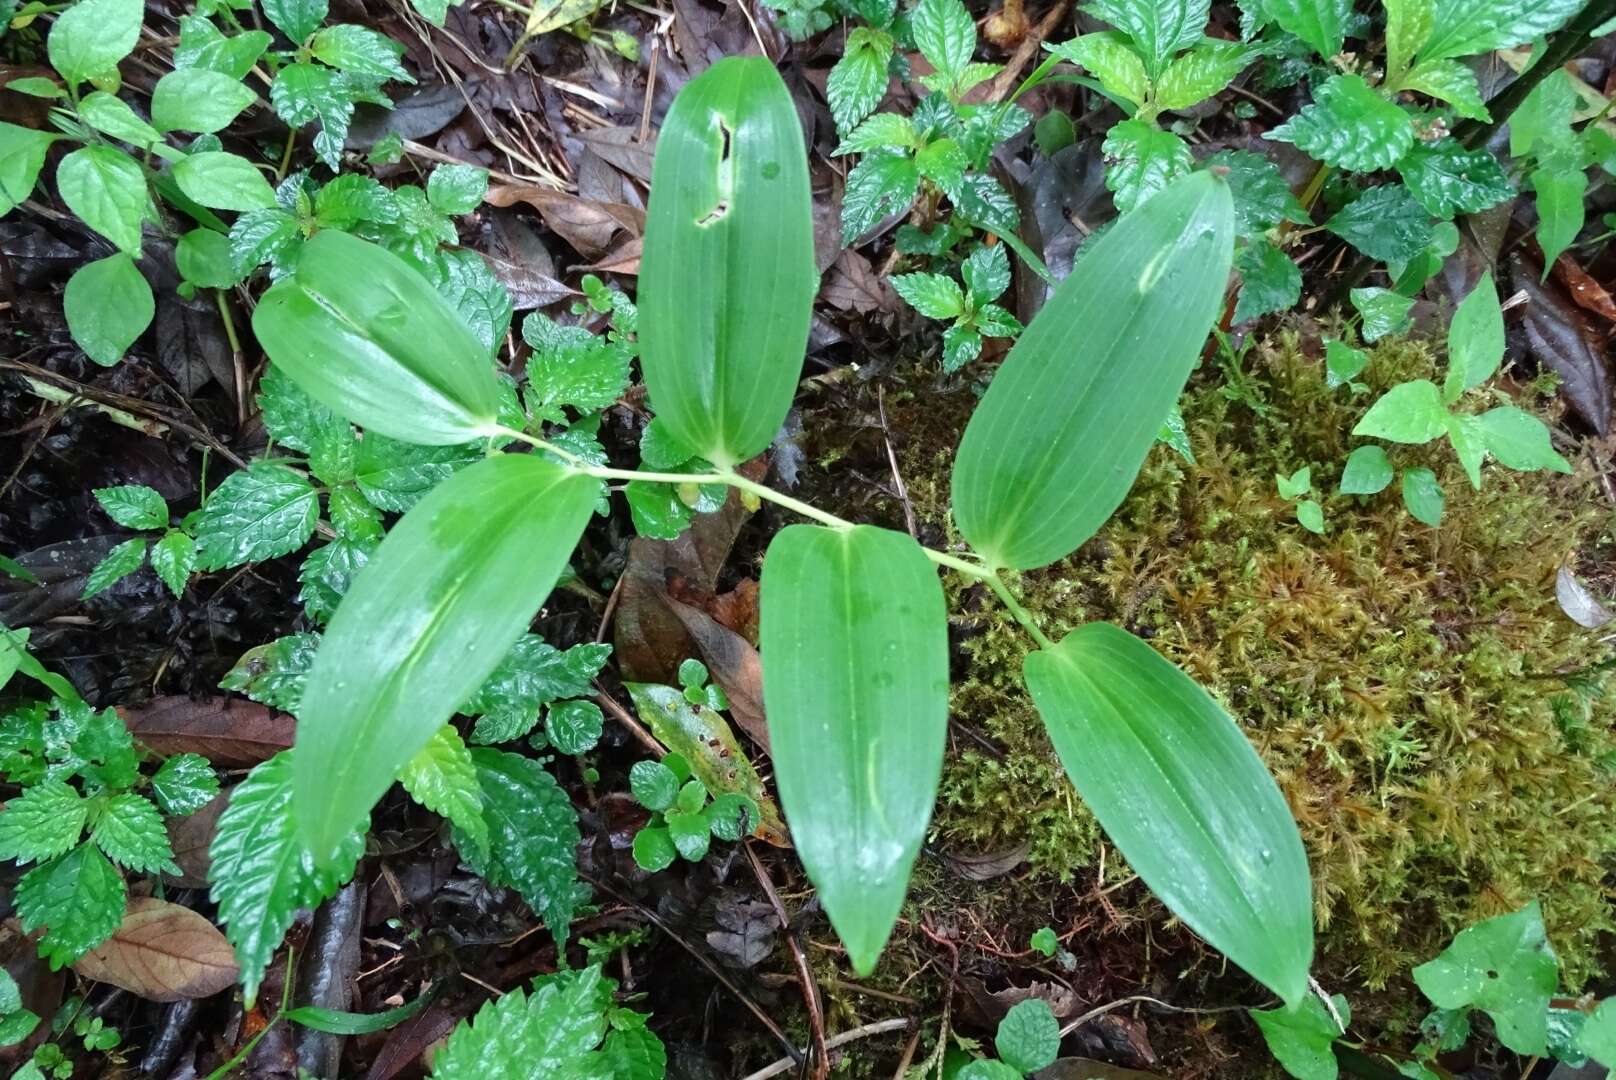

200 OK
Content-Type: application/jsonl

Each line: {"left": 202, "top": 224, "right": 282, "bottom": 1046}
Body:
{"left": 493, "top": 426, "right": 1056, "bottom": 648}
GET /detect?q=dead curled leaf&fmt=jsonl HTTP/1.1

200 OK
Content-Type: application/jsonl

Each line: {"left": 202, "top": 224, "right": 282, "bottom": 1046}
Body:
{"left": 73, "top": 898, "right": 238, "bottom": 1002}
{"left": 1508, "top": 254, "right": 1613, "bottom": 435}
{"left": 484, "top": 186, "right": 644, "bottom": 260}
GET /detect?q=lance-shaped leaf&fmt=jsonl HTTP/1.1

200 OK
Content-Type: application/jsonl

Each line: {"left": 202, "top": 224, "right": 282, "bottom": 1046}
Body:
{"left": 758, "top": 524, "right": 948, "bottom": 974}
{"left": 1023, "top": 622, "right": 1313, "bottom": 1005}
{"left": 252, "top": 231, "right": 503, "bottom": 446}
{"left": 638, "top": 56, "right": 817, "bottom": 468}
{"left": 951, "top": 171, "right": 1233, "bottom": 570}
{"left": 292, "top": 453, "right": 598, "bottom": 863}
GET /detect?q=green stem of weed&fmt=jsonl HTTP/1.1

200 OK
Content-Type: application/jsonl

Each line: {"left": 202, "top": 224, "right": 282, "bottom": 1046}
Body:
{"left": 495, "top": 426, "right": 1056, "bottom": 648}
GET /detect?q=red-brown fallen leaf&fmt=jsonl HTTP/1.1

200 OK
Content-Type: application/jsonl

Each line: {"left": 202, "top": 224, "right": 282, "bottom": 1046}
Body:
{"left": 483, "top": 186, "right": 643, "bottom": 260}
{"left": 72, "top": 898, "right": 238, "bottom": 1002}
{"left": 121, "top": 697, "right": 294, "bottom": 766}
{"left": 1509, "top": 253, "right": 1614, "bottom": 434}
{"left": 165, "top": 789, "right": 229, "bottom": 888}
{"left": 1552, "top": 252, "right": 1616, "bottom": 324}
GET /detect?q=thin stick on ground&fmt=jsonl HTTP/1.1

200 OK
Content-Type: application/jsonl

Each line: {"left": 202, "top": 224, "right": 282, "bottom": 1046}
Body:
{"left": 745, "top": 842, "right": 830, "bottom": 1080}
{"left": 738, "top": 1018, "right": 916, "bottom": 1080}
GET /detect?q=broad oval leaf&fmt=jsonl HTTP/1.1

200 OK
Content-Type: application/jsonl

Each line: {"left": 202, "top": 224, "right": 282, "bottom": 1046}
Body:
{"left": 758, "top": 523, "right": 948, "bottom": 974}
{"left": 252, "top": 231, "right": 503, "bottom": 446}
{"left": 292, "top": 453, "right": 598, "bottom": 862}
{"left": 639, "top": 56, "right": 817, "bottom": 468}
{"left": 73, "top": 897, "right": 238, "bottom": 1002}
{"left": 1022, "top": 622, "right": 1313, "bottom": 1005}
{"left": 951, "top": 170, "right": 1233, "bottom": 570}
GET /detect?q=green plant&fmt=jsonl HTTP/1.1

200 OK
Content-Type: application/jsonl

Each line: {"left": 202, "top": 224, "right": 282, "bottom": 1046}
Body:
{"left": 0, "top": 677, "right": 219, "bottom": 969}
{"left": 955, "top": 999, "right": 1061, "bottom": 1078}
{"left": 830, "top": 0, "right": 1031, "bottom": 253}
{"left": 1348, "top": 272, "right": 1570, "bottom": 526}
{"left": 429, "top": 965, "right": 665, "bottom": 1078}
{"left": 1255, "top": 902, "right": 1616, "bottom": 1078}
{"left": 237, "top": 55, "right": 1318, "bottom": 1021}
{"left": 83, "top": 485, "right": 200, "bottom": 598}
{"left": 892, "top": 242, "right": 1023, "bottom": 371}
{"left": 1275, "top": 465, "right": 1326, "bottom": 533}
{"left": 0, "top": 0, "right": 416, "bottom": 365}
{"left": 627, "top": 752, "right": 758, "bottom": 871}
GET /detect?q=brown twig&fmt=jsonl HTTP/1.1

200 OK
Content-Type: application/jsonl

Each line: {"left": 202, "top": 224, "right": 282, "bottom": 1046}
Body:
{"left": 745, "top": 842, "right": 829, "bottom": 1079}
{"left": 737, "top": 1018, "right": 916, "bottom": 1080}
{"left": 591, "top": 682, "right": 664, "bottom": 756}
{"left": 988, "top": 0, "right": 1072, "bottom": 102}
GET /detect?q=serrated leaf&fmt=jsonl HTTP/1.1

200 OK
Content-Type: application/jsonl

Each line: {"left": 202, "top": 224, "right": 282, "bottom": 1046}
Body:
{"left": 759, "top": 524, "right": 947, "bottom": 974}
{"left": 399, "top": 725, "right": 486, "bottom": 855}
{"left": 1353, "top": 379, "right": 1448, "bottom": 443}
{"left": 996, "top": 999, "right": 1060, "bottom": 1073}
{"left": 262, "top": 0, "right": 327, "bottom": 44}
{"left": 961, "top": 243, "right": 1011, "bottom": 302}
{"left": 465, "top": 637, "right": 611, "bottom": 742}
{"left": 151, "top": 69, "right": 257, "bottom": 134}
{"left": 151, "top": 753, "right": 220, "bottom": 815}
{"left": 1412, "top": 902, "right": 1558, "bottom": 1054}
{"left": 1251, "top": 995, "right": 1347, "bottom": 1080}
{"left": 426, "top": 248, "right": 512, "bottom": 363}
{"left": 1233, "top": 239, "right": 1301, "bottom": 323}
{"left": 268, "top": 63, "right": 353, "bottom": 171}
{"left": 1268, "top": 74, "right": 1414, "bottom": 171}
{"left": 1400, "top": 58, "right": 1489, "bottom": 120}
{"left": 1262, "top": 0, "right": 1351, "bottom": 57}
{"left": 605, "top": 1024, "right": 668, "bottom": 1080}
{"left": 431, "top": 966, "right": 613, "bottom": 1076}
{"left": 65, "top": 253, "right": 153, "bottom": 367}
{"left": 891, "top": 272, "right": 965, "bottom": 319}
{"left": 1023, "top": 622, "right": 1313, "bottom": 1005}
{"left": 842, "top": 149, "right": 921, "bottom": 241}
{"left": 219, "top": 633, "right": 319, "bottom": 712}
{"left": 47, "top": 0, "right": 142, "bottom": 86}
{"left": 1401, "top": 466, "right": 1444, "bottom": 525}
{"left": 1205, "top": 149, "right": 1308, "bottom": 236}
{"left": 1154, "top": 38, "right": 1252, "bottom": 110}
{"left": 1396, "top": 138, "right": 1513, "bottom": 217}
{"left": 193, "top": 462, "right": 319, "bottom": 570}
{"left": 90, "top": 793, "right": 178, "bottom": 874}
{"left": 640, "top": 57, "right": 817, "bottom": 468}
{"left": 1083, "top": 0, "right": 1208, "bottom": 78}
{"left": 911, "top": 0, "right": 976, "bottom": 80}
{"left": 1475, "top": 406, "right": 1572, "bottom": 473}
{"left": 93, "top": 484, "right": 167, "bottom": 530}
{"left": 83, "top": 538, "right": 146, "bottom": 599}
{"left": 1349, "top": 286, "right": 1413, "bottom": 342}
{"left": 455, "top": 749, "right": 583, "bottom": 947}
{"left": 1051, "top": 32, "right": 1149, "bottom": 107}
{"left": 293, "top": 455, "right": 596, "bottom": 863}
{"left": 952, "top": 171, "right": 1233, "bottom": 569}
{"left": 545, "top": 700, "right": 603, "bottom": 755}
{"left": 1102, "top": 119, "right": 1193, "bottom": 213}
{"left": 827, "top": 28, "right": 893, "bottom": 136}
{"left": 16, "top": 843, "right": 126, "bottom": 968}
{"left": 56, "top": 145, "right": 149, "bottom": 254}
{"left": 1418, "top": 0, "right": 1584, "bottom": 62}
{"left": 0, "top": 780, "right": 87, "bottom": 863}
{"left": 835, "top": 112, "right": 917, "bottom": 155}
{"left": 1444, "top": 270, "right": 1502, "bottom": 399}
{"left": 208, "top": 752, "right": 364, "bottom": 1005}
{"left": 310, "top": 23, "right": 412, "bottom": 82}
{"left": 522, "top": 315, "right": 630, "bottom": 421}
{"left": 229, "top": 207, "right": 301, "bottom": 274}
{"left": 1339, "top": 445, "right": 1393, "bottom": 493}
{"left": 353, "top": 437, "right": 480, "bottom": 512}
{"left": 254, "top": 232, "right": 506, "bottom": 446}
{"left": 1323, "top": 185, "right": 1432, "bottom": 264}
{"left": 297, "top": 537, "right": 372, "bottom": 623}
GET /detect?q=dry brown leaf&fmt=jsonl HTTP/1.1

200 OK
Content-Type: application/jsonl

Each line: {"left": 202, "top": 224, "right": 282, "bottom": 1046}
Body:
{"left": 73, "top": 898, "right": 238, "bottom": 1002}
{"left": 165, "top": 790, "right": 229, "bottom": 888}
{"left": 121, "top": 697, "right": 294, "bottom": 766}
{"left": 1552, "top": 252, "right": 1616, "bottom": 325}
{"left": 484, "top": 186, "right": 644, "bottom": 260}
{"left": 821, "top": 250, "right": 894, "bottom": 314}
